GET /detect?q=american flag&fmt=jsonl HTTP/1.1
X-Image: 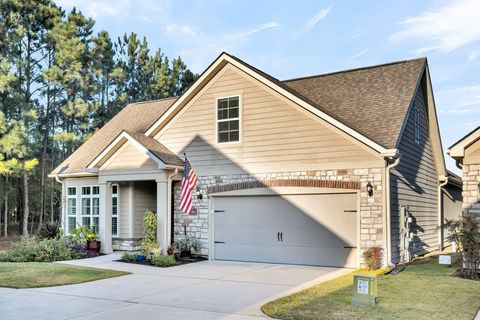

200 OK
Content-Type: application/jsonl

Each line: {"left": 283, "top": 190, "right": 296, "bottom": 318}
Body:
{"left": 179, "top": 156, "right": 198, "bottom": 215}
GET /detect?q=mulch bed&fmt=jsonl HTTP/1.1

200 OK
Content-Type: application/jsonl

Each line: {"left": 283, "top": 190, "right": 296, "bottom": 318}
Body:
{"left": 116, "top": 255, "right": 207, "bottom": 268}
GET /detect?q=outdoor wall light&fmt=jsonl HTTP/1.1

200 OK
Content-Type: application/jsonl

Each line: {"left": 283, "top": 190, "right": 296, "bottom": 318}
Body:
{"left": 477, "top": 182, "right": 480, "bottom": 195}
{"left": 366, "top": 182, "right": 374, "bottom": 197}
{"left": 196, "top": 187, "right": 203, "bottom": 200}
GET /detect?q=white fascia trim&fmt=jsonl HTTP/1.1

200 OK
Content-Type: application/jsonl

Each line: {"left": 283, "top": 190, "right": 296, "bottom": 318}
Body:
{"left": 144, "top": 53, "right": 387, "bottom": 154}
{"left": 88, "top": 131, "right": 166, "bottom": 170}
{"left": 380, "top": 149, "right": 399, "bottom": 158}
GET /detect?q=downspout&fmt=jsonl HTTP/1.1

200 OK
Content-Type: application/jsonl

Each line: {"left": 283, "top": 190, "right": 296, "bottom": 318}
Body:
{"left": 384, "top": 155, "right": 401, "bottom": 267}
{"left": 54, "top": 174, "right": 66, "bottom": 232}
{"left": 438, "top": 177, "right": 448, "bottom": 251}
{"left": 166, "top": 168, "right": 178, "bottom": 248}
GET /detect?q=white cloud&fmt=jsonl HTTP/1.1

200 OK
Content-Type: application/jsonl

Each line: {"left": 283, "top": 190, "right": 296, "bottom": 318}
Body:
{"left": 437, "top": 84, "right": 480, "bottom": 115}
{"left": 55, "top": 0, "right": 169, "bottom": 21}
{"left": 164, "top": 24, "right": 198, "bottom": 37}
{"left": 348, "top": 49, "right": 367, "bottom": 60}
{"left": 305, "top": 6, "right": 332, "bottom": 31}
{"left": 227, "top": 22, "right": 280, "bottom": 40}
{"left": 389, "top": 0, "right": 480, "bottom": 53}
{"left": 468, "top": 51, "right": 480, "bottom": 62}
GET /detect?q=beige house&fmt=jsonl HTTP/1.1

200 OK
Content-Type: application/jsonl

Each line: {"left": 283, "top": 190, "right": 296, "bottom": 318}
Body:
{"left": 448, "top": 127, "right": 480, "bottom": 217}
{"left": 49, "top": 53, "right": 462, "bottom": 268}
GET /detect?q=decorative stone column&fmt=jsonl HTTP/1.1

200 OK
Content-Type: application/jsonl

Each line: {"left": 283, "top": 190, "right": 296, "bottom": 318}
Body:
{"left": 99, "top": 182, "right": 113, "bottom": 254}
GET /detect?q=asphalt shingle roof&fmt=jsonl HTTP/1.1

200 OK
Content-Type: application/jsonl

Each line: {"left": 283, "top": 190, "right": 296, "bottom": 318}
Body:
{"left": 51, "top": 54, "right": 427, "bottom": 176}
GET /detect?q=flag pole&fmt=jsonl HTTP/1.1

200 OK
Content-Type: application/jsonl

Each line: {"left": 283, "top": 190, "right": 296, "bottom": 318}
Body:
{"left": 182, "top": 152, "right": 204, "bottom": 189}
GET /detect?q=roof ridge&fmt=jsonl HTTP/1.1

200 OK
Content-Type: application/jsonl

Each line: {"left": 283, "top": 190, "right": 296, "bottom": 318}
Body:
{"left": 282, "top": 57, "right": 427, "bottom": 83}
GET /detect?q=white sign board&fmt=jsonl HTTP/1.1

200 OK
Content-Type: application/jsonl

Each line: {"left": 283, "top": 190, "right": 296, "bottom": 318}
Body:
{"left": 439, "top": 255, "right": 451, "bottom": 265}
{"left": 357, "top": 279, "right": 370, "bottom": 295}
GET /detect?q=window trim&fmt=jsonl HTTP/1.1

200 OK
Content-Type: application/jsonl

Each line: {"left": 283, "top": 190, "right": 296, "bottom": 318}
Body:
{"left": 80, "top": 185, "right": 100, "bottom": 234}
{"left": 414, "top": 105, "right": 420, "bottom": 145}
{"left": 66, "top": 187, "right": 77, "bottom": 233}
{"left": 112, "top": 184, "right": 119, "bottom": 237}
{"left": 215, "top": 95, "right": 242, "bottom": 145}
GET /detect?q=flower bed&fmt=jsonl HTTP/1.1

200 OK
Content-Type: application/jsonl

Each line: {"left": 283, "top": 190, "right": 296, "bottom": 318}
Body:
{"left": 117, "top": 251, "right": 206, "bottom": 268}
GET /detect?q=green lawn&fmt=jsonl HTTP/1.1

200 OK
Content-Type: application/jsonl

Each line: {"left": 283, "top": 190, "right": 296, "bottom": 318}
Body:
{"left": 262, "top": 255, "right": 480, "bottom": 320}
{"left": 0, "top": 262, "right": 130, "bottom": 288}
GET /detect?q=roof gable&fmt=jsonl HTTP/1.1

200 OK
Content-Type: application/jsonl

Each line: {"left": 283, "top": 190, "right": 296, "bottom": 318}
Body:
{"left": 448, "top": 126, "right": 480, "bottom": 159}
{"left": 146, "top": 52, "right": 394, "bottom": 154}
{"left": 88, "top": 130, "right": 183, "bottom": 171}
{"left": 50, "top": 97, "right": 177, "bottom": 177}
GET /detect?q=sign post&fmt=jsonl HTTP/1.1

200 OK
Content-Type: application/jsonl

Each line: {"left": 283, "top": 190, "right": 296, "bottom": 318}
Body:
{"left": 352, "top": 274, "right": 378, "bottom": 306}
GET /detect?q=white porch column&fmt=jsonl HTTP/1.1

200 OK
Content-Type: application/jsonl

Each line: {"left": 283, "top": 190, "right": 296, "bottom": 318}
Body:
{"left": 156, "top": 179, "right": 169, "bottom": 253}
{"left": 99, "top": 182, "right": 113, "bottom": 254}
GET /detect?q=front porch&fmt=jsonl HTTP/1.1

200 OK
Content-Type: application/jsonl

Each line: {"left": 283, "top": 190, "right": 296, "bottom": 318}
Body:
{"left": 97, "top": 171, "right": 180, "bottom": 254}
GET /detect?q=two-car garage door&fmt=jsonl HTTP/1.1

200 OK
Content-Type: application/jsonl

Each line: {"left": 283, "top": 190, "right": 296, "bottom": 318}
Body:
{"left": 213, "top": 193, "right": 358, "bottom": 268}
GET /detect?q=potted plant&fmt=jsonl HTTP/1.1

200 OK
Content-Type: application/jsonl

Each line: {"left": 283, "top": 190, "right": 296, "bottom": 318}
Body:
{"left": 86, "top": 232, "right": 101, "bottom": 254}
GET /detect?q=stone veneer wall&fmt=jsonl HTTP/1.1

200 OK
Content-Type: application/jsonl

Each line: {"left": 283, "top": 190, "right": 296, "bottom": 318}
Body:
{"left": 462, "top": 164, "right": 480, "bottom": 215}
{"left": 173, "top": 168, "right": 384, "bottom": 257}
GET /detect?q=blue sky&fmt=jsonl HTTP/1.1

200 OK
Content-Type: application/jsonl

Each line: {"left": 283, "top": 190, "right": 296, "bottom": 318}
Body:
{"left": 57, "top": 0, "right": 480, "bottom": 173}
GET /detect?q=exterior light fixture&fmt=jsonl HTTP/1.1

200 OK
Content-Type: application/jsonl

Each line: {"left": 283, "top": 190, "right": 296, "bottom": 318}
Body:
{"left": 477, "top": 182, "right": 480, "bottom": 195}
{"left": 366, "top": 182, "right": 374, "bottom": 197}
{"left": 196, "top": 187, "right": 203, "bottom": 200}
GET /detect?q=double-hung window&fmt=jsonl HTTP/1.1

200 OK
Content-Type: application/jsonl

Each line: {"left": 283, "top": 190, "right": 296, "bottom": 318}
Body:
{"left": 67, "top": 187, "right": 77, "bottom": 232}
{"left": 112, "top": 185, "right": 119, "bottom": 237}
{"left": 217, "top": 96, "right": 240, "bottom": 143}
{"left": 81, "top": 186, "right": 100, "bottom": 234}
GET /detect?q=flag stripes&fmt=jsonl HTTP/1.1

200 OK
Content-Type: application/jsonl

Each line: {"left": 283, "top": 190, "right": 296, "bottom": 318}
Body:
{"left": 179, "top": 157, "right": 198, "bottom": 215}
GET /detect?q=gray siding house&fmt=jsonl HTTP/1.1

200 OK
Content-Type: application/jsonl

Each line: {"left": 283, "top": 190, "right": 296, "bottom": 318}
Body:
{"left": 50, "top": 53, "right": 461, "bottom": 267}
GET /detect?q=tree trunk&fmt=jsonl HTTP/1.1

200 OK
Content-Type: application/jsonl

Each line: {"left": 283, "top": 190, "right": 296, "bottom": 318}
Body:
{"left": 4, "top": 175, "right": 8, "bottom": 238}
{"left": 22, "top": 173, "right": 29, "bottom": 236}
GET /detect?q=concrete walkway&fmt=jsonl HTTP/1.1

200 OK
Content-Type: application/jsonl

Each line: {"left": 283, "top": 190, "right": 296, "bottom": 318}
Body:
{"left": 0, "top": 254, "right": 349, "bottom": 319}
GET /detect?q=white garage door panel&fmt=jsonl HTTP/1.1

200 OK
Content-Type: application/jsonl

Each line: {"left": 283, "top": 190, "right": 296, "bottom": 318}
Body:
{"left": 214, "top": 193, "right": 358, "bottom": 268}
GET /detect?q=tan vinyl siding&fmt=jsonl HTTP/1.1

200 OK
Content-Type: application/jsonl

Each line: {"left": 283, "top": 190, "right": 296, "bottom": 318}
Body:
{"left": 133, "top": 181, "right": 156, "bottom": 238}
{"left": 101, "top": 142, "right": 158, "bottom": 173}
{"left": 158, "top": 65, "right": 381, "bottom": 176}
{"left": 118, "top": 183, "right": 129, "bottom": 238}
{"left": 390, "top": 84, "right": 439, "bottom": 262}
{"left": 465, "top": 139, "right": 480, "bottom": 164}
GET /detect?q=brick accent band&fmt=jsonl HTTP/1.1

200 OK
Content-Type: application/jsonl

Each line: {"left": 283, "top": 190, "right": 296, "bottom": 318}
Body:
{"left": 207, "top": 179, "right": 361, "bottom": 194}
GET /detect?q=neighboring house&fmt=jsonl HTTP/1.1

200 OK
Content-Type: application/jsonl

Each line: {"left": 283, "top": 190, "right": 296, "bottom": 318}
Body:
{"left": 448, "top": 127, "right": 480, "bottom": 218}
{"left": 49, "top": 52, "right": 462, "bottom": 268}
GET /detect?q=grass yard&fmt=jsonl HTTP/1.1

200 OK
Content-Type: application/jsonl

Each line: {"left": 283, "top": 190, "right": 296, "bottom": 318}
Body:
{"left": 262, "top": 255, "right": 480, "bottom": 320}
{"left": 0, "top": 262, "right": 130, "bottom": 288}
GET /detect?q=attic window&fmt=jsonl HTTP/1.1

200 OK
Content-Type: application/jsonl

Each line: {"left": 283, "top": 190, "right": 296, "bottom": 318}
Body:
{"left": 414, "top": 106, "right": 420, "bottom": 145}
{"left": 217, "top": 96, "right": 240, "bottom": 143}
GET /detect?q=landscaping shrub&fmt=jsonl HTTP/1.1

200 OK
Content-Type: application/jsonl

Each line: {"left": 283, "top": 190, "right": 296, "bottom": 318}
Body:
{"left": 141, "top": 209, "right": 159, "bottom": 255}
{"left": 152, "top": 254, "right": 176, "bottom": 267}
{"left": 173, "top": 235, "right": 200, "bottom": 257}
{"left": 0, "top": 236, "right": 87, "bottom": 262}
{"left": 120, "top": 252, "right": 137, "bottom": 262}
{"left": 362, "top": 246, "right": 383, "bottom": 270}
{"left": 36, "top": 221, "right": 62, "bottom": 240}
{"left": 446, "top": 213, "right": 480, "bottom": 279}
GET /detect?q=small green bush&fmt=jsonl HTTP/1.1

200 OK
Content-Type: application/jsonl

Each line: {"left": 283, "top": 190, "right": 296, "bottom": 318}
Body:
{"left": 36, "top": 221, "right": 62, "bottom": 240}
{"left": 0, "top": 236, "right": 87, "bottom": 262}
{"left": 120, "top": 252, "right": 137, "bottom": 262}
{"left": 152, "top": 254, "right": 176, "bottom": 267}
{"left": 141, "top": 210, "right": 159, "bottom": 255}
{"left": 362, "top": 246, "right": 383, "bottom": 270}
{"left": 173, "top": 235, "right": 200, "bottom": 256}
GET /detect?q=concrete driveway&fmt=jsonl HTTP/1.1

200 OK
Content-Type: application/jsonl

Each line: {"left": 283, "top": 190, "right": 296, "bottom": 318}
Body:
{"left": 0, "top": 254, "right": 349, "bottom": 319}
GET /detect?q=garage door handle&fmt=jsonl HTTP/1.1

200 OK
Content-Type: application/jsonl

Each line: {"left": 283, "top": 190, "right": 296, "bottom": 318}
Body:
{"left": 280, "top": 232, "right": 283, "bottom": 242}
{"left": 214, "top": 241, "right": 225, "bottom": 244}
{"left": 277, "top": 232, "right": 280, "bottom": 241}
{"left": 344, "top": 246, "right": 356, "bottom": 249}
